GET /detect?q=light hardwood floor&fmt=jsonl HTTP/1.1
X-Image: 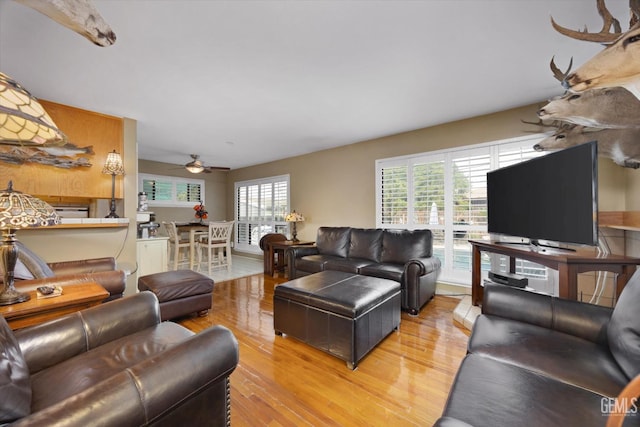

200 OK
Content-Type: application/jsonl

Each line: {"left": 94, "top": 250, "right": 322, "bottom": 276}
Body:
{"left": 178, "top": 274, "right": 471, "bottom": 426}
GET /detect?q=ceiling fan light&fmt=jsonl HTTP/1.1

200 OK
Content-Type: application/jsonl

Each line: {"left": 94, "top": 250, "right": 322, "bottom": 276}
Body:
{"left": 186, "top": 163, "right": 204, "bottom": 173}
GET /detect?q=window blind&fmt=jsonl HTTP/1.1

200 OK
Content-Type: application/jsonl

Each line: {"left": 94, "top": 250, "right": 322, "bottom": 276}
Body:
{"left": 235, "top": 175, "right": 290, "bottom": 253}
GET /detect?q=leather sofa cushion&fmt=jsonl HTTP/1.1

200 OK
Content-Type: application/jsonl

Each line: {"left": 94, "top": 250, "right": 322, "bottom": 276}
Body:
{"left": 316, "top": 227, "right": 351, "bottom": 258}
{"left": 296, "top": 255, "right": 331, "bottom": 274}
{"left": 324, "top": 258, "right": 374, "bottom": 274}
{"left": 349, "top": 228, "right": 383, "bottom": 262}
{"left": 0, "top": 315, "right": 31, "bottom": 423}
{"left": 469, "top": 314, "right": 629, "bottom": 397}
{"left": 381, "top": 229, "right": 431, "bottom": 264}
{"left": 29, "top": 322, "right": 193, "bottom": 412}
{"left": 441, "top": 354, "right": 607, "bottom": 427}
{"left": 359, "top": 263, "right": 403, "bottom": 283}
{"left": 608, "top": 269, "right": 640, "bottom": 380}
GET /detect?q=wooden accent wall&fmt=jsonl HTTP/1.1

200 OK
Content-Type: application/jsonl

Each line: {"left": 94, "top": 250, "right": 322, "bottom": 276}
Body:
{"left": 0, "top": 100, "right": 124, "bottom": 200}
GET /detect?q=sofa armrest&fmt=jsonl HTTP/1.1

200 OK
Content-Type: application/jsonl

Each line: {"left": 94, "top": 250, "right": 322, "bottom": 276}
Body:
{"left": 16, "top": 292, "right": 161, "bottom": 374}
{"left": 15, "top": 270, "right": 126, "bottom": 301}
{"left": 483, "top": 283, "right": 613, "bottom": 345}
{"left": 286, "top": 245, "right": 319, "bottom": 258}
{"left": 404, "top": 256, "right": 441, "bottom": 276}
{"left": 48, "top": 257, "right": 117, "bottom": 275}
{"left": 11, "top": 325, "right": 239, "bottom": 427}
{"left": 402, "top": 256, "right": 442, "bottom": 314}
{"left": 285, "top": 245, "right": 319, "bottom": 278}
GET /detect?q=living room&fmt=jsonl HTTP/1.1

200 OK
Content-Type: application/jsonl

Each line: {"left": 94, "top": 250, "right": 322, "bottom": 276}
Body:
{"left": 2, "top": 0, "right": 640, "bottom": 425}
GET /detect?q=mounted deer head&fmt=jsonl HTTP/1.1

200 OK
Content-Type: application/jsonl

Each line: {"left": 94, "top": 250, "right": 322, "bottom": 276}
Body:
{"left": 538, "top": 87, "right": 640, "bottom": 128}
{"left": 563, "top": 23, "right": 640, "bottom": 98}
{"left": 552, "top": 0, "right": 640, "bottom": 98}
{"left": 533, "top": 125, "right": 640, "bottom": 168}
{"left": 14, "top": 0, "right": 115, "bottom": 46}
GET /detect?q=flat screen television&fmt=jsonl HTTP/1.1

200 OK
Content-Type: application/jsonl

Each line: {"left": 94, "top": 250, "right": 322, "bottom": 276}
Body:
{"left": 487, "top": 140, "right": 598, "bottom": 248}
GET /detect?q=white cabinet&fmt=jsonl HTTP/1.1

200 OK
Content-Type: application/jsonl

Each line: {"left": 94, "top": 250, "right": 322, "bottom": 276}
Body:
{"left": 136, "top": 237, "right": 169, "bottom": 278}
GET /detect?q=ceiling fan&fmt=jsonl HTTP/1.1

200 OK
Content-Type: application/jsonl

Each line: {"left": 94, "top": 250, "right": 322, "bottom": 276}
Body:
{"left": 183, "top": 154, "right": 230, "bottom": 173}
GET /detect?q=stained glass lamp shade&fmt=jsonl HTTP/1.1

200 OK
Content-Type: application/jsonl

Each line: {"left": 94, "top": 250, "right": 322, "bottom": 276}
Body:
{"left": 0, "top": 181, "right": 60, "bottom": 305}
{"left": 0, "top": 72, "right": 66, "bottom": 145}
{"left": 285, "top": 211, "right": 305, "bottom": 242}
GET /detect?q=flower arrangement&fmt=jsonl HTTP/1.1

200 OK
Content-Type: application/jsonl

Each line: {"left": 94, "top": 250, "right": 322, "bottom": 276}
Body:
{"left": 194, "top": 201, "right": 208, "bottom": 222}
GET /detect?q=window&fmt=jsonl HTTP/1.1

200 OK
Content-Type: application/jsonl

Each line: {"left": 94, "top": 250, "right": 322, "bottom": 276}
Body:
{"left": 139, "top": 174, "right": 205, "bottom": 207}
{"left": 235, "top": 175, "right": 289, "bottom": 253}
{"left": 376, "top": 134, "right": 549, "bottom": 286}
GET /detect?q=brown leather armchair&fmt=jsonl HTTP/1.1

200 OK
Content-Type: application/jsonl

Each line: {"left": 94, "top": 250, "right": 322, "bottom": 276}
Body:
{"left": 1, "top": 291, "right": 239, "bottom": 426}
{"left": 11, "top": 242, "right": 126, "bottom": 301}
{"left": 436, "top": 270, "right": 640, "bottom": 427}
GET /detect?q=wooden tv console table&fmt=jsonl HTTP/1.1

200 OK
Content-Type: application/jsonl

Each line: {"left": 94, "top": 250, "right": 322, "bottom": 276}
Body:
{"left": 470, "top": 240, "right": 640, "bottom": 306}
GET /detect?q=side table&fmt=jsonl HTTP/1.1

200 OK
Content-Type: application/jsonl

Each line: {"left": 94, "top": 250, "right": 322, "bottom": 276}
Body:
{"left": 0, "top": 283, "right": 109, "bottom": 329}
{"left": 266, "top": 240, "right": 314, "bottom": 276}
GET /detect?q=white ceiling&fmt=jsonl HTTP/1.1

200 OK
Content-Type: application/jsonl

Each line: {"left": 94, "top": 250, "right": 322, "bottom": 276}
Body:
{"left": 0, "top": 0, "right": 631, "bottom": 170}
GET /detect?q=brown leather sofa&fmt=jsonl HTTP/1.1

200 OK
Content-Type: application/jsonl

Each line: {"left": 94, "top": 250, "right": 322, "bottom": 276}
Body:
{"left": 286, "top": 227, "right": 441, "bottom": 314}
{"left": 12, "top": 242, "right": 126, "bottom": 301}
{"left": 1, "top": 291, "right": 239, "bottom": 426}
{"left": 435, "top": 270, "right": 640, "bottom": 427}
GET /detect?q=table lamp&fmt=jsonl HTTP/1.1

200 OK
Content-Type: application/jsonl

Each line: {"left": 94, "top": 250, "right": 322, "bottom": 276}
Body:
{"left": 102, "top": 150, "right": 125, "bottom": 218}
{"left": 0, "top": 181, "right": 60, "bottom": 305}
{"left": 285, "top": 210, "right": 305, "bottom": 242}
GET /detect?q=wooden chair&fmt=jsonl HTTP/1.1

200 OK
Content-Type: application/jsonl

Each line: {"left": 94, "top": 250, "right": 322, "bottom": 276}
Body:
{"left": 197, "top": 221, "right": 235, "bottom": 275}
{"left": 163, "top": 221, "right": 191, "bottom": 270}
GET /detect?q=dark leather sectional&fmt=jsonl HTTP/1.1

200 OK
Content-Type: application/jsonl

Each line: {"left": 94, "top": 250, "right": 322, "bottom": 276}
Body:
{"left": 286, "top": 226, "right": 441, "bottom": 314}
{"left": 435, "top": 271, "right": 640, "bottom": 427}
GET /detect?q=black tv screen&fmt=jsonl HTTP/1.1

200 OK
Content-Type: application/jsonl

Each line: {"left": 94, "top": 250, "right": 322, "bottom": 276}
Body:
{"left": 487, "top": 141, "right": 598, "bottom": 247}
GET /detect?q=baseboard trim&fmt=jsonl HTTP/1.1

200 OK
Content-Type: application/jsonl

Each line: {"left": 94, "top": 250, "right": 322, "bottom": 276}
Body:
{"left": 436, "top": 281, "right": 470, "bottom": 297}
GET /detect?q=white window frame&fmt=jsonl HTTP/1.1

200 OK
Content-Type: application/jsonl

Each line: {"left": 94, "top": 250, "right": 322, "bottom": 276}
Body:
{"left": 234, "top": 174, "right": 290, "bottom": 254}
{"left": 376, "top": 133, "right": 555, "bottom": 288}
{"left": 138, "top": 173, "right": 205, "bottom": 208}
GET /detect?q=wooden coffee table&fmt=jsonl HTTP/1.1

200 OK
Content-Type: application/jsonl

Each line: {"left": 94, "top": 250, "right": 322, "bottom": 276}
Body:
{"left": 0, "top": 283, "right": 109, "bottom": 330}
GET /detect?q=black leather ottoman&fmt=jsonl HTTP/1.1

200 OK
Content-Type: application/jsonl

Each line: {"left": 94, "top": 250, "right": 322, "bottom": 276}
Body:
{"left": 273, "top": 270, "right": 401, "bottom": 369}
{"left": 138, "top": 270, "right": 213, "bottom": 321}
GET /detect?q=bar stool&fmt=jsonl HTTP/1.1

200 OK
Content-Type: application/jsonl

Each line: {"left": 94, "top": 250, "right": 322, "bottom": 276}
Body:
{"left": 163, "top": 221, "right": 192, "bottom": 270}
{"left": 197, "top": 221, "right": 235, "bottom": 275}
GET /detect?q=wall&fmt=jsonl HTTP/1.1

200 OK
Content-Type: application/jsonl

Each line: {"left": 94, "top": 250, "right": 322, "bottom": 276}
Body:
{"left": 227, "top": 102, "right": 628, "bottom": 242}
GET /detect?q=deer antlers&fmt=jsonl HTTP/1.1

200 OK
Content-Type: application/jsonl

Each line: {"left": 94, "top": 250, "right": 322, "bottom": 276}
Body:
{"left": 550, "top": 56, "right": 573, "bottom": 82}
{"left": 551, "top": 0, "right": 623, "bottom": 43}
